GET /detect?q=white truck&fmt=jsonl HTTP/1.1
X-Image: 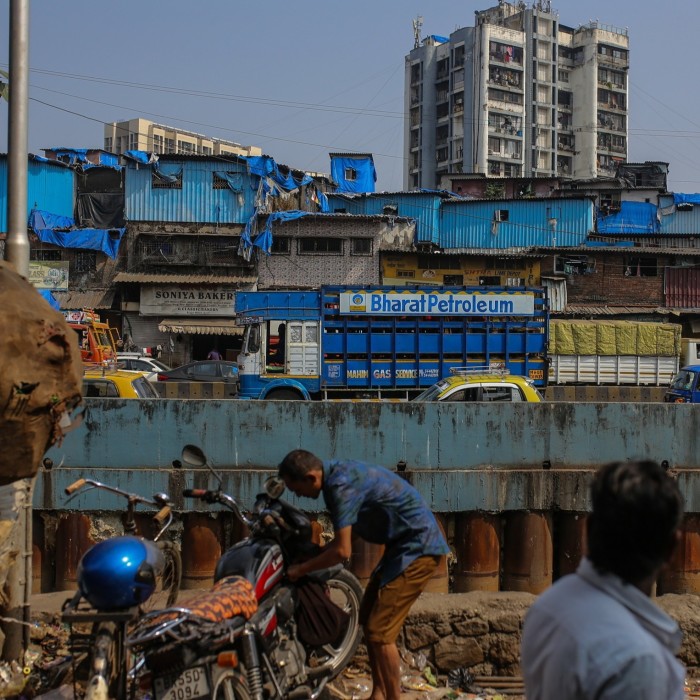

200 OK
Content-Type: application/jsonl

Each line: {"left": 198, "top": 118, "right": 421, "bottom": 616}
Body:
{"left": 548, "top": 320, "right": 698, "bottom": 386}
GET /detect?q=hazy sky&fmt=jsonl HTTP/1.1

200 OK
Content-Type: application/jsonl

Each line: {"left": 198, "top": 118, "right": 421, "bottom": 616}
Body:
{"left": 1, "top": 1, "right": 699, "bottom": 193}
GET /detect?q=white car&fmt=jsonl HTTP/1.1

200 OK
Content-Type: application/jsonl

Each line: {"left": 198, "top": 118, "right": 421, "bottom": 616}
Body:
{"left": 116, "top": 354, "right": 171, "bottom": 382}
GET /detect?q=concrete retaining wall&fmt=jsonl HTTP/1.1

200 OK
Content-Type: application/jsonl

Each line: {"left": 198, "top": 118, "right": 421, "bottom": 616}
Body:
{"left": 41, "top": 399, "right": 700, "bottom": 512}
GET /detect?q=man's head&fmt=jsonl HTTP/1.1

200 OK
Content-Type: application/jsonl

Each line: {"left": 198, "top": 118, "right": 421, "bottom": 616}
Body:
{"left": 587, "top": 460, "right": 684, "bottom": 584}
{"left": 278, "top": 449, "right": 323, "bottom": 499}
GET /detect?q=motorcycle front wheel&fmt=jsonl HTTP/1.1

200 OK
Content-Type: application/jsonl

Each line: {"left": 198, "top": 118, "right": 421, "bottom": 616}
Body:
{"left": 304, "top": 568, "right": 363, "bottom": 680}
{"left": 212, "top": 668, "right": 251, "bottom": 700}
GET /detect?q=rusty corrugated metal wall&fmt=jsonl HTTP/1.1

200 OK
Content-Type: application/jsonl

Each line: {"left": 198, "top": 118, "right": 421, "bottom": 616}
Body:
{"left": 665, "top": 266, "right": 700, "bottom": 308}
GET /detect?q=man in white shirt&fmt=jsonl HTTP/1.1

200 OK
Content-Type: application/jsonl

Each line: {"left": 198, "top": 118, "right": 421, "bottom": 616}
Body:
{"left": 521, "top": 460, "right": 686, "bottom": 700}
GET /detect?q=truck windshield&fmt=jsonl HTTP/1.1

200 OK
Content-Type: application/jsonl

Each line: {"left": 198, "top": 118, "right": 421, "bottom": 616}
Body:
{"left": 670, "top": 370, "right": 697, "bottom": 391}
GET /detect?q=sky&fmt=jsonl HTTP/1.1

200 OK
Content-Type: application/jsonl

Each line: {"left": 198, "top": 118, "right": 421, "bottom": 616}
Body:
{"left": 1, "top": 0, "right": 700, "bottom": 193}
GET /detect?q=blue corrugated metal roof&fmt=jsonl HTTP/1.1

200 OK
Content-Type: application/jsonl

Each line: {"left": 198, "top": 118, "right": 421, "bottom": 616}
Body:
{"left": 327, "top": 192, "right": 440, "bottom": 243}
{"left": 0, "top": 155, "right": 75, "bottom": 232}
{"left": 659, "top": 194, "right": 700, "bottom": 235}
{"left": 124, "top": 157, "right": 257, "bottom": 224}
{"left": 438, "top": 198, "right": 593, "bottom": 249}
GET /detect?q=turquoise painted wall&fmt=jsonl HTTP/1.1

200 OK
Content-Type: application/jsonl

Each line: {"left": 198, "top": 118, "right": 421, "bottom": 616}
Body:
{"left": 40, "top": 400, "right": 700, "bottom": 514}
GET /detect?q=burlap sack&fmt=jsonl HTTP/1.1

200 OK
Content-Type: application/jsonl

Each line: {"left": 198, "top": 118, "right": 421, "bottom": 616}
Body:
{"left": 0, "top": 261, "right": 83, "bottom": 485}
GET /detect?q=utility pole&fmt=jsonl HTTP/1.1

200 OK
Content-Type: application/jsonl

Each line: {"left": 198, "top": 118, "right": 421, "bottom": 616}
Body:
{"left": 5, "top": 0, "right": 29, "bottom": 275}
{"left": 1, "top": 0, "right": 32, "bottom": 663}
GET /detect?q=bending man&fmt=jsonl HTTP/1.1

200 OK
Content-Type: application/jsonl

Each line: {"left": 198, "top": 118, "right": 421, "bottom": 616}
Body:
{"left": 278, "top": 450, "right": 449, "bottom": 700}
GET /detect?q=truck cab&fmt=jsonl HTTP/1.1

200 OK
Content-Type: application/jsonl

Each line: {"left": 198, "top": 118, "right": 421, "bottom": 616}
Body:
{"left": 65, "top": 310, "right": 120, "bottom": 365}
{"left": 664, "top": 365, "right": 700, "bottom": 404}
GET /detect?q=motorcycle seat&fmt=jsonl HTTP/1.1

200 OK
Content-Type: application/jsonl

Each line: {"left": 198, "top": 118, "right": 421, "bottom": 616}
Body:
{"left": 180, "top": 575, "right": 259, "bottom": 622}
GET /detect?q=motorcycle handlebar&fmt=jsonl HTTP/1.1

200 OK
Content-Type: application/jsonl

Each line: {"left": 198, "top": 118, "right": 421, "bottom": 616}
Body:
{"left": 65, "top": 478, "right": 87, "bottom": 495}
{"left": 182, "top": 489, "right": 209, "bottom": 498}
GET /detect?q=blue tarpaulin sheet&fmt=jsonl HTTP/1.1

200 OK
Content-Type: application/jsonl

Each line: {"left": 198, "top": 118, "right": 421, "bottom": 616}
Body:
{"left": 39, "top": 289, "right": 60, "bottom": 310}
{"left": 243, "top": 156, "right": 312, "bottom": 192}
{"left": 331, "top": 156, "right": 377, "bottom": 194}
{"left": 124, "top": 150, "right": 158, "bottom": 165}
{"left": 673, "top": 193, "right": 700, "bottom": 205}
{"left": 597, "top": 201, "right": 660, "bottom": 234}
{"left": 48, "top": 148, "right": 122, "bottom": 170}
{"left": 213, "top": 171, "right": 244, "bottom": 193}
{"left": 29, "top": 209, "right": 126, "bottom": 258}
{"left": 241, "top": 210, "right": 310, "bottom": 257}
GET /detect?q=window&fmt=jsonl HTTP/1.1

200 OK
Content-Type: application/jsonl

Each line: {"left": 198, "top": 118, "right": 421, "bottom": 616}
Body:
{"left": 165, "top": 138, "right": 176, "bottom": 154}
{"left": 624, "top": 256, "right": 657, "bottom": 277}
{"left": 494, "top": 210, "right": 509, "bottom": 222}
{"left": 298, "top": 238, "right": 343, "bottom": 254}
{"left": 351, "top": 238, "right": 372, "bottom": 256}
{"left": 554, "top": 255, "right": 595, "bottom": 275}
{"left": 74, "top": 251, "right": 97, "bottom": 273}
{"left": 31, "top": 249, "right": 62, "bottom": 261}
{"left": 104, "top": 137, "right": 113, "bottom": 152}
{"left": 213, "top": 171, "right": 235, "bottom": 189}
{"left": 83, "top": 380, "right": 119, "bottom": 398}
{"left": 152, "top": 171, "right": 183, "bottom": 189}
{"left": 271, "top": 237, "right": 291, "bottom": 254}
{"left": 397, "top": 270, "right": 415, "bottom": 279}
{"left": 344, "top": 167, "right": 357, "bottom": 181}
{"left": 177, "top": 140, "right": 196, "bottom": 154}
{"left": 444, "top": 275, "right": 464, "bottom": 286}
{"left": 129, "top": 134, "right": 140, "bottom": 150}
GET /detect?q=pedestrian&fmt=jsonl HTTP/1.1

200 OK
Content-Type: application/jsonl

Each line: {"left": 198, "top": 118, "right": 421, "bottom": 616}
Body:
{"left": 207, "top": 347, "right": 222, "bottom": 360}
{"left": 521, "top": 460, "right": 685, "bottom": 700}
{"left": 278, "top": 450, "right": 449, "bottom": 700}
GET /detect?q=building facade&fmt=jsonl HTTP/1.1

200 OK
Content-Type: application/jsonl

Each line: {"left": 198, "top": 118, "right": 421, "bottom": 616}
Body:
{"left": 104, "top": 118, "right": 262, "bottom": 159}
{"left": 404, "top": 1, "right": 629, "bottom": 189}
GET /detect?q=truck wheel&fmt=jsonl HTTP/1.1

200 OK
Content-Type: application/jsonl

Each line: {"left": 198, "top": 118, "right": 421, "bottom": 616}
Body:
{"left": 266, "top": 389, "right": 301, "bottom": 400}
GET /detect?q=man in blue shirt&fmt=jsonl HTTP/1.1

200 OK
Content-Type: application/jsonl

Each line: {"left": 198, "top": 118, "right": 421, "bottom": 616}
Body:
{"left": 278, "top": 450, "right": 449, "bottom": 700}
{"left": 521, "top": 460, "right": 686, "bottom": 699}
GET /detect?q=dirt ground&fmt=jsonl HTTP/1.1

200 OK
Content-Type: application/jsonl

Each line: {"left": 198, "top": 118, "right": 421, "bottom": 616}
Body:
{"left": 2, "top": 591, "right": 700, "bottom": 699}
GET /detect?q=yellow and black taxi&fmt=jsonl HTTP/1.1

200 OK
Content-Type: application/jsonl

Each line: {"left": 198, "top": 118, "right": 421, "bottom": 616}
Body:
{"left": 82, "top": 368, "right": 160, "bottom": 399}
{"left": 412, "top": 368, "right": 543, "bottom": 403}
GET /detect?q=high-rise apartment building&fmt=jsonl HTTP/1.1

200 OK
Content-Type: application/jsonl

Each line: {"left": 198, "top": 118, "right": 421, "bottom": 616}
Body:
{"left": 404, "top": 1, "right": 629, "bottom": 189}
{"left": 104, "top": 118, "right": 262, "bottom": 159}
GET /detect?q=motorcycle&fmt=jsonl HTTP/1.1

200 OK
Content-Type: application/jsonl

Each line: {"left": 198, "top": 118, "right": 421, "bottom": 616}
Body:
{"left": 61, "top": 479, "right": 181, "bottom": 700}
{"left": 127, "top": 445, "right": 363, "bottom": 700}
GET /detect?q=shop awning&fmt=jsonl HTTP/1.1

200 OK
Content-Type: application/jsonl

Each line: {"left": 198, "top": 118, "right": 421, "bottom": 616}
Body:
{"left": 158, "top": 318, "right": 243, "bottom": 336}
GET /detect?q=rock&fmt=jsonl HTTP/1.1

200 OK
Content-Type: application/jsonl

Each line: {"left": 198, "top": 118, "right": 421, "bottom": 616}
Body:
{"left": 433, "top": 634, "right": 483, "bottom": 671}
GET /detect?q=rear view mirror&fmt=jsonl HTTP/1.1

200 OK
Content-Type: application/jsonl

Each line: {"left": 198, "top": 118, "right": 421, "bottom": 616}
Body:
{"left": 264, "top": 476, "right": 285, "bottom": 500}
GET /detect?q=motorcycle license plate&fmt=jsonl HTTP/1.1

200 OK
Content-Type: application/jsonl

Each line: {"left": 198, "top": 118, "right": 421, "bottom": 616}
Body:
{"left": 153, "top": 665, "right": 210, "bottom": 700}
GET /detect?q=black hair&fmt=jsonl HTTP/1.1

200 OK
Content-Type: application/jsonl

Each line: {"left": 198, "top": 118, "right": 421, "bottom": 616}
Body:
{"left": 278, "top": 449, "right": 323, "bottom": 481}
{"left": 587, "top": 460, "right": 683, "bottom": 583}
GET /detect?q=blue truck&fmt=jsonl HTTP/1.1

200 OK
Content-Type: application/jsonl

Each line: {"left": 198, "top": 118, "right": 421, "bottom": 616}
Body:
{"left": 234, "top": 285, "right": 549, "bottom": 400}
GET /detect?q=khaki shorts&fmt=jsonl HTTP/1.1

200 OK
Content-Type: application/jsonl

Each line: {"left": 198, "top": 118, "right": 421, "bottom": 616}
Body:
{"left": 359, "top": 555, "right": 441, "bottom": 644}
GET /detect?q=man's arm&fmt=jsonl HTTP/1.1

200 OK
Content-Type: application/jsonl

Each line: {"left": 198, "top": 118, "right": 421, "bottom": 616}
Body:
{"left": 287, "top": 526, "right": 352, "bottom": 582}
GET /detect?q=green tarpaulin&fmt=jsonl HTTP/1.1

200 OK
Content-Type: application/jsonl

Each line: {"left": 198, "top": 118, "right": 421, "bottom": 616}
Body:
{"left": 549, "top": 320, "right": 681, "bottom": 357}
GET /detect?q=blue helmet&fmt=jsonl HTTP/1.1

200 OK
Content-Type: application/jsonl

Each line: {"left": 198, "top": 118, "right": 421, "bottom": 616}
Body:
{"left": 78, "top": 536, "right": 164, "bottom": 610}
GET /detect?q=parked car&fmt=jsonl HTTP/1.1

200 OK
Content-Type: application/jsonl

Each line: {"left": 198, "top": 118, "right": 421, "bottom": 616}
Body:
{"left": 412, "top": 370, "right": 543, "bottom": 403}
{"left": 116, "top": 353, "right": 171, "bottom": 382}
{"left": 83, "top": 369, "right": 161, "bottom": 399}
{"left": 157, "top": 360, "right": 239, "bottom": 384}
